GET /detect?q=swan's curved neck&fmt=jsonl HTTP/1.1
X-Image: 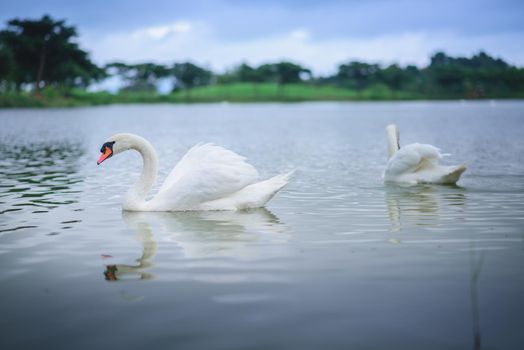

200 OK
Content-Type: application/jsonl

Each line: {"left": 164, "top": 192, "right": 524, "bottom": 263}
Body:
{"left": 386, "top": 125, "right": 400, "bottom": 159}
{"left": 123, "top": 136, "right": 158, "bottom": 209}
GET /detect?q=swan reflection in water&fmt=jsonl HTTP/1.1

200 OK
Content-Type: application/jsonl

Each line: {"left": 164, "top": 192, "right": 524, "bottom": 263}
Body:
{"left": 104, "top": 213, "right": 157, "bottom": 281}
{"left": 104, "top": 208, "right": 288, "bottom": 281}
{"left": 385, "top": 184, "right": 466, "bottom": 233}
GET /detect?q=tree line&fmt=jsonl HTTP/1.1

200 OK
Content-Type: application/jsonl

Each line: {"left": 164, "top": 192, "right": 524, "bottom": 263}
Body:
{"left": 1, "top": 15, "right": 524, "bottom": 98}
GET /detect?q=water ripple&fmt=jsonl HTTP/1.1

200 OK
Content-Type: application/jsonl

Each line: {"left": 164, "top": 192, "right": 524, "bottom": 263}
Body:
{"left": 0, "top": 142, "right": 84, "bottom": 234}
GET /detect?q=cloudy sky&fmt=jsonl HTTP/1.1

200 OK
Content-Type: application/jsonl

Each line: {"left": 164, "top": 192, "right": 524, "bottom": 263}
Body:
{"left": 1, "top": 0, "right": 523, "bottom": 74}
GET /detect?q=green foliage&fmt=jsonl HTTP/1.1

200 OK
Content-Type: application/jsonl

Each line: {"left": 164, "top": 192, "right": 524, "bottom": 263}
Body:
{"left": 336, "top": 61, "right": 380, "bottom": 90}
{"left": 265, "top": 61, "right": 312, "bottom": 84}
{"left": 217, "top": 61, "right": 311, "bottom": 85}
{"left": 217, "top": 63, "right": 266, "bottom": 84}
{"left": 172, "top": 62, "right": 212, "bottom": 91}
{"left": 379, "top": 64, "right": 421, "bottom": 91}
{"left": 323, "top": 52, "right": 524, "bottom": 98}
{"left": 0, "top": 15, "right": 104, "bottom": 91}
{"left": 1, "top": 14, "right": 524, "bottom": 105}
{"left": 0, "top": 44, "right": 15, "bottom": 90}
{"left": 425, "top": 51, "right": 524, "bottom": 97}
{"left": 236, "top": 63, "right": 266, "bottom": 82}
{"left": 103, "top": 61, "right": 212, "bottom": 94}
{"left": 106, "top": 62, "right": 170, "bottom": 92}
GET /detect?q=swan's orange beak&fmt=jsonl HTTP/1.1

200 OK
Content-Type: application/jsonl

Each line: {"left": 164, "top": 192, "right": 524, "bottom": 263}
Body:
{"left": 97, "top": 147, "right": 113, "bottom": 165}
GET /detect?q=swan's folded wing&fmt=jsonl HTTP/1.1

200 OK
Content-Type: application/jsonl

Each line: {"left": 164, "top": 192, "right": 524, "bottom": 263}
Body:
{"left": 386, "top": 143, "right": 442, "bottom": 176}
{"left": 157, "top": 143, "right": 259, "bottom": 206}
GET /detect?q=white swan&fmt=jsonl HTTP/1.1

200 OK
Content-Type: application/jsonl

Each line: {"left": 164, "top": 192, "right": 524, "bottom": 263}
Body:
{"left": 97, "top": 133, "right": 293, "bottom": 211}
{"left": 384, "top": 124, "right": 466, "bottom": 185}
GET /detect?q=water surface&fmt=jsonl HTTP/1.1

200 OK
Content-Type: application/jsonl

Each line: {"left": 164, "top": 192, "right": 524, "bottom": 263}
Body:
{"left": 1, "top": 101, "right": 523, "bottom": 349}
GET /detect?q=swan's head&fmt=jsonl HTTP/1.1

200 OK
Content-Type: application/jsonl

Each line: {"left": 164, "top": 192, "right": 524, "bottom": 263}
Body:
{"left": 97, "top": 133, "right": 136, "bottom": 165}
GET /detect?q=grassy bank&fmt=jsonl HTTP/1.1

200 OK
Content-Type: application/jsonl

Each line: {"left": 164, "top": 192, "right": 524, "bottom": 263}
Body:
{"left": 169, "top": 83, "right": 425, "bottom": 101}
{"left": 1, "top": 83, "right": 522, "bottom": 108}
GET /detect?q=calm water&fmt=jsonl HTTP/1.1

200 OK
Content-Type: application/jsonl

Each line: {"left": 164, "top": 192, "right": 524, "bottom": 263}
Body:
{"left": 1, "top": 101, "right": 523, "bottom": 349}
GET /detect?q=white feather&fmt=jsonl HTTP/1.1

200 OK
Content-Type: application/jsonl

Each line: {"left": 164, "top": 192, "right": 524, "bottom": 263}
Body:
{"left": 383, "top": 125, "right": 467, "bottom": 185}
{"left": 156, "top": 143, "right": 259, "bottom": 208}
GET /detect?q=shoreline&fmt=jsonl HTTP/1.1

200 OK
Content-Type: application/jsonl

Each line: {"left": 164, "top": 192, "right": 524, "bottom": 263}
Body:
{"left": 2, "top": 99, "right": 523, "bottom": 109}
{"left": 1, "top": 82, "right": 523, "bottom": 108}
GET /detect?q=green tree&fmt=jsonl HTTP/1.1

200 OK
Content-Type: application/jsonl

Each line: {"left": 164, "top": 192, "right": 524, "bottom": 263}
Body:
{"left": 379, "top": 64, "right": 407, "bottom": 90}
{"left": 0, "top": 44, "right": 15, "bottom": 90}
{"left": 216, "top": 63, "right": 268, "bottom": 96}
{"left": 254, "top": 62, "right": 311, "bottom": 85}
{"left": 172, "top": 62, "right": 212, "bottom": 97}
{"left": 106, "top": 62, "right": 170, "bottom": 92}
{"left": 236, "top": 63, "right": 265, "bottom": 83}
{"left": 375, "top": 64, "right": 423, "bottom": 95}
{"left": 426, "top": 52, "right": 466, "bottom": 95}
{"left": 0, "top": 15, "right": 103, "bottom": 91}
{"left": 336, "top": 61, "right": 380, "bottom": 90}
{"left": 217, "top": 63, "right": 275, "bottom": 84}
{"left": 274, "top": 61, "right": 311, "bottom": 84}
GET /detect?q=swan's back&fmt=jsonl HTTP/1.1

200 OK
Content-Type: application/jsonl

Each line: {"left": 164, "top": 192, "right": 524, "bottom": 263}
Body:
{"left": 154, "top": 143, "right": 259, "bottom": 209}
{"left": 386, "top": 143, "right": 441, "bottom": 177}
{"left": 385, "top": 143, "right": 466, "bottom": 184}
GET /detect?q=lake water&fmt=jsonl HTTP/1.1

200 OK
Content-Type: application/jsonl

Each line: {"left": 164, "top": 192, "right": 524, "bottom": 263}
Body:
{"left": 1, "top": 101, "right": 523, "bottom": 349}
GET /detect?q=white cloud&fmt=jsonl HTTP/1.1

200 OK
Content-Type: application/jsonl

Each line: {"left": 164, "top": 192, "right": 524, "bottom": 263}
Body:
{"left": 290, "top": 29, "right": 310, "bottom": 40}
{"left": 82, "top": 21, "right": 524, "bottom": 75}
{"left": 145, "top": 21, "right": 192, "bottom": 39}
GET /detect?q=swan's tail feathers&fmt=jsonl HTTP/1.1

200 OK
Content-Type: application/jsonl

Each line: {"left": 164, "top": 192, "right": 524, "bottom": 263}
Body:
{"left": 272, "top": 170, "right": 296, "bottom": 188}
{"left": 259, "top": 170, "right": 295, "bottom": 198}
{"left": 442, "top": 163, "right": 467, "bottom": 184}
{"left": 235, "top": 170, "right": 295, "bottom": 210}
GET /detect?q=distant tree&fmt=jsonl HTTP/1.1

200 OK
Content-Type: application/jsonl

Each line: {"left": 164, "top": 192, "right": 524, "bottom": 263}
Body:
{"left": 251, "top": 62, "right": 311, "bottom": 84}
{"left": 426, "top": 52, "right": 465, "bottom": 94}
{"left": 216, "top": 63, "right": 268, "bottom": 97}
{"left": 378, "top": 64, "right": 422, "bottom": 92}
{"left": 404, "top": 65, "right": 422, "bottom": 86}
{"left": 256, "top": 64, "right": 278, "bottom": 83}
{"left": 0, "top": 15, "right": 104, "bottom": 91}
{"left": 172, "top": 62, "right": 212, "bottom": 96}
{"left": 217, "top": 63, "right": 276, "bottom": 84}
{"left": 0, "top": 44, "right": 15, "bottom": 90}
{"left": 423, "top": 51, "right": 524, "bottom": 97}
{"left": 105, "top": 62, "right": 130, "bottom": 77}
{"left": 274, "top": 61, "right": 311, "bottom": 84}
{"left": 236, "top": 63, "right": 265, "bottom": 83}
{"left": 463, "top": 51, "right": 524, "bottom": 96}
{"left": 106, "top": 62, "right": 170, "bottom": 92}
{"left": 380, "top": 64, "right": 405, "bottom": 91}
{"left": 336, "top": 61, "right": 380, "bottom": 90}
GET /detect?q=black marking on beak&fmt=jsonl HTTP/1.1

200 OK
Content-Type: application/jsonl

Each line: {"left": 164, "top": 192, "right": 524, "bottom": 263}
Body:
{"left": 100, "top": 141, "right": 116, "bottom": 153}
{"left": 97, "top": 141, "right": 116, "bottom": 165}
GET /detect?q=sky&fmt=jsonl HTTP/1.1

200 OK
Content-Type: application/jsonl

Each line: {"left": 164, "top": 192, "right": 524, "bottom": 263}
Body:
{"left": 1, "top": 0, "right": 524, "bottom": 75}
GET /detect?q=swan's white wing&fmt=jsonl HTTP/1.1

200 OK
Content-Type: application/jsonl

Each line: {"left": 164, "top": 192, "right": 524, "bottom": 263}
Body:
{"left": 385, "top": 143, "right": 442, "bottom": 177}
{"left": 156, "top": 143, "right": 259, "bottom": 208}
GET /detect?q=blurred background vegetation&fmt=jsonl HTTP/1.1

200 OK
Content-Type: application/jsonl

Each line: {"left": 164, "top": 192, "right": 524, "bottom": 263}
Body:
{"left": 1, "top": 15, "right": 524, "bottom": 107}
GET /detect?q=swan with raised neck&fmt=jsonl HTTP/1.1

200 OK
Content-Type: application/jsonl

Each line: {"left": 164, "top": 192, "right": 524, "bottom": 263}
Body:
{"left": 98, "top": 133, "right": 158, "bottom": 210}
{"left": 97, "top": 133, "right": 293, "bottom": 211}
{"left": 383, "top": 124, "right": 467, "bottom": 184}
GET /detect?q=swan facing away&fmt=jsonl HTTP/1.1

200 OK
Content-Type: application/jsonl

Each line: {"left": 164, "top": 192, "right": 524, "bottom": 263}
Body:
{"left": 97, "top": 133, "right": 293, "bottom": 211}
{"left": 384, "top": 124, "right": 466, "bottom": 185}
